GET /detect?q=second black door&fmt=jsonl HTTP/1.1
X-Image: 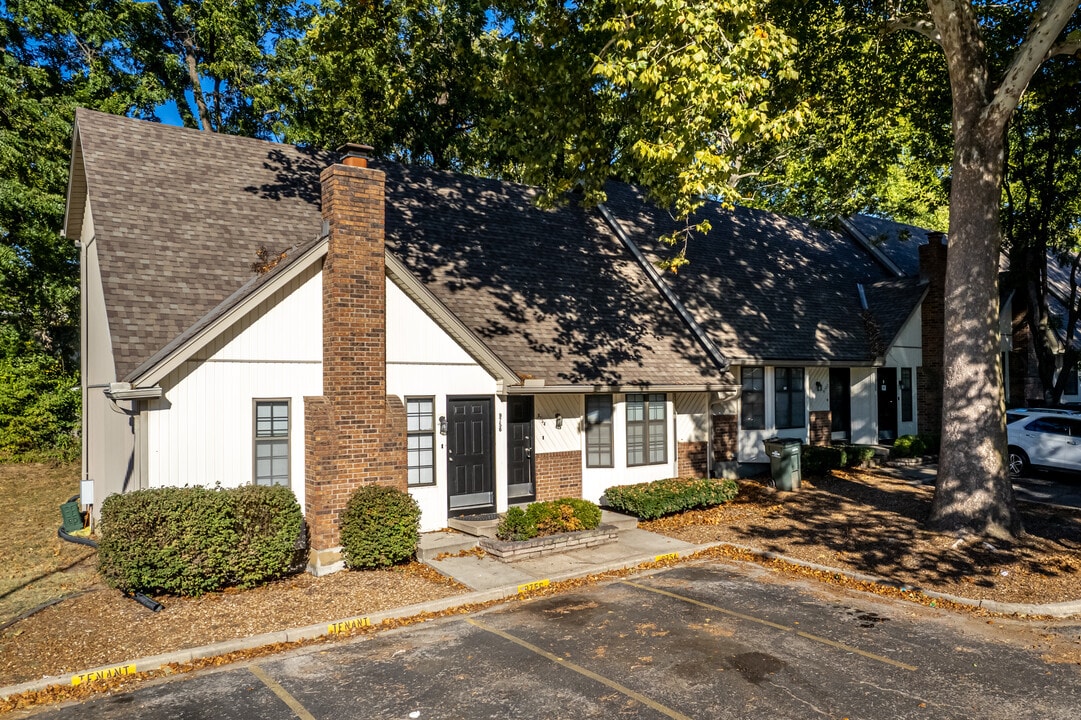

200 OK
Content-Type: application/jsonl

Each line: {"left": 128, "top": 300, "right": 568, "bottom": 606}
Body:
{"left": 507, "top": 396, "right": 535, "bottom": 502}
{"left": 877, "top": 368, "right": 898, "bottom": 442}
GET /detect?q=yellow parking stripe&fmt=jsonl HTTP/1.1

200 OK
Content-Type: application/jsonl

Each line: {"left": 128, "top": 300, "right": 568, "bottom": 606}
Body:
{"left": 249, "top": 664, "right": 319, "bottom": 720}
{"left": 467, "top": 619, "right": 694, "bottom": 720}
{"left": 622, "top": 581, "right": 918, "bottom": 672}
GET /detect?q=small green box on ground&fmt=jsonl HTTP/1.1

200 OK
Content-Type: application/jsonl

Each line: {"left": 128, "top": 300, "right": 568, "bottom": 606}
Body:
{"left": 60, "top": 500, "right": 84, "bottom": 533}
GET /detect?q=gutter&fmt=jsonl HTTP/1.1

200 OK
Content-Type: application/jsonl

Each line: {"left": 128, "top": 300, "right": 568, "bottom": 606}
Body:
{"left": 596, "top": 202, "right": 731, "bottom": 373}
{"left": 104, "top": 383, "right": 162, "bottom": 401}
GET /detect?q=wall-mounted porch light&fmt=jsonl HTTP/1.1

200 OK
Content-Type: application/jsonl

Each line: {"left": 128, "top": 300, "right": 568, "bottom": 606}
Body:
{"left": 554, "top": 413, "right": 563, "bottom": 429}
{"left": 439, "top": 415, "right": 447, "bottom": 435}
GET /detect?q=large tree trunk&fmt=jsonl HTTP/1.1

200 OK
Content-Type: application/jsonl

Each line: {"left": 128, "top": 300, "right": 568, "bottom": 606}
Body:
{"left": 927, "top": 90, "right": 1023, "bottom": 538}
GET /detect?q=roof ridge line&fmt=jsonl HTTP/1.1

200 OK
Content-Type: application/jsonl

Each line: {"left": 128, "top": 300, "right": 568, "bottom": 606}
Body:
{"left": 837, "top": 216, "right": 906, "bottom": 278}
{"left": 596, "top": 202, "right": 730, "bottom": 373}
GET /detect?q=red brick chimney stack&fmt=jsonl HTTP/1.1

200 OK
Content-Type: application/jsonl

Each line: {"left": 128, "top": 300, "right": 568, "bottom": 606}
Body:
{"left": 917, "top": 231, "right": 947, "bottom": 438}
{"left": 304, "top": 144, "right": 407, "bottom": 576}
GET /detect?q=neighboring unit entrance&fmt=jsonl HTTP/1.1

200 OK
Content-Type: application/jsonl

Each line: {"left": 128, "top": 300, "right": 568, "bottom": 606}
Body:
{"left": 877, "top": 368, "right": 898, "bottom": 442}
{"left": 446, "top": 396, "right": 495, "bottom": 516}
{"left": 829, "top": 368, "right": 851, "bottom": 440}
{"left": 506, "top": 396, "right": 535, "bottom": 502}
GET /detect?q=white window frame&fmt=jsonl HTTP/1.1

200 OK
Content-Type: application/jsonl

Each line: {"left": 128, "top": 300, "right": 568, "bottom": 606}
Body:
{"left": 406, "top": 396, "right": 436, "bottom": 486}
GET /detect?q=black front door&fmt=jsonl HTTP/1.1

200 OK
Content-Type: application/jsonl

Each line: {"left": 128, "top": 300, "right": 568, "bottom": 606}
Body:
{"left": 447, "top": 397, "right": 495, "bottom": 516}
{"left": 877, "top": 368, "right": 898, "bottom": 442}
{"left": 507, "top": 396, "right": 535, "bottom": 502}
{"left": 829, "top": 368, "right": 851, "bottom": 438}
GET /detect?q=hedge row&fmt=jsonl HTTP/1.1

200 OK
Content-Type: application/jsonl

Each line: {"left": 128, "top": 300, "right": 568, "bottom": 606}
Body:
{"left": 496, "top": 498, "right": 602, "bottom": 541}
{"left": 603, "top": 477, "right": 738, "bottom": 520}
{"left": 800, "top": 444, "right": 877, "bottom": 475}
{"left": 98, "top": 484, "right": 306, "bottom": 596}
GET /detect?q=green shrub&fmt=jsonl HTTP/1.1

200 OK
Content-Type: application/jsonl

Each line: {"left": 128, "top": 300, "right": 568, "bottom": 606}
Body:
{"left": 844, "top": 445, "right": 876, "bottom": 468}
{"left": 231, "top": 484, "right": 307, "bottom": 585}
{"left": 602, "top": 477, "right": 738, "bottom": 520}
{"left": 98, "top": 484, "right": 305, "bottom": 596}
{"left": 495, "top": 498, "right": 602, "bottom": 541}
{"left": 801, "top": 446, "right": 846, "bottom": 475}
{"left": 496, "top": 506, "right": 534, "bottom": 541}
{"left": 340, "top": 485, "right": 420, "bottom": 569}
{"left": 0, "top": 353, "right": 80, "bottom": 462}
{"left": 891, "top": 435, "right": 927, "bottom": 458}
{"left": 918, "top": 433, "right": 941, "bottom": 454}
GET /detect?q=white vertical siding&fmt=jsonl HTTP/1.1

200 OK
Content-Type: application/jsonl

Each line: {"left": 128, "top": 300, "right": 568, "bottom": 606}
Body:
{"left": 674, "top": 392, "right": 709, "bottom": 443}
{"left": 806, "top": 367, "right": 829, "bottom": 412}
{"left": 885, "top": 312, "right": 923, "bottom": 368}
{"left": 534, "top": 394, "right": 582, "bottom": 454}
{"left": 386, "top": 279, "right": 501, "bottom": 530}
{"left": 850, "top": 368, "right": 878, "bottom": 445}
{"left": 145, "top": 265, "right": 323, "bottom": 512}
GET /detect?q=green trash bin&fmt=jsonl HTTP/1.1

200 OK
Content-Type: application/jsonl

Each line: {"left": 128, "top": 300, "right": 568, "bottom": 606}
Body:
{"left": 764, "top": 437, "right": 802, "bottom": 491}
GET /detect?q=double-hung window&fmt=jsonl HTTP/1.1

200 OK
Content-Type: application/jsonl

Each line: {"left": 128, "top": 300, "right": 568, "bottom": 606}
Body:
{"left": 406, "top": 397, "right": 435, "bottom": 486}
{"left": 774, "top": 368, "right": 805, "bottom": 429}
{"left": 741, "top": 367, "right": 765, "bottom": 430}
{"left": 626, "top": 393, "right": 667, "bottom": 466}
{"left": 585, "top": 395, "right": 613, "bottom": 468}
{"left": 254, "top": 400, "right": 289, "bottom": 486}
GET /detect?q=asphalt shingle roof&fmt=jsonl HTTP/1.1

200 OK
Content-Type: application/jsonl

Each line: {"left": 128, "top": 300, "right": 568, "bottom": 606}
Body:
{"left": 72, "top": 110, "right": 723, "bottom": 387}
{"left": 72, "top": 110, "right": 931, "bottom": 381}
{"left": 73, "top": 109, "right": 331, "bottom": 380}
{"left": 602, "top": 184, "right": 916, "bottom": 364}
{"left": 378, "top": 165, "right": 722, "bottom": 386}
{"left": 846, "top": 214, "right": 934, "bottom": 278}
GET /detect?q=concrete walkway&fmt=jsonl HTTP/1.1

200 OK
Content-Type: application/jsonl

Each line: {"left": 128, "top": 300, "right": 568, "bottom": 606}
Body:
{"left": 424, "top": 527, "right": 695, "bottom": 592}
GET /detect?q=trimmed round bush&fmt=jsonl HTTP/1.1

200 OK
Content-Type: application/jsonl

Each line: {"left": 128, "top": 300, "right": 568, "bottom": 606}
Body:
{"left": 892, "top": 435, "right": 927, "bottom": 458}
{"left": 98, "top": 484, "right": 305, "bottom": 596}
{"left": 340, "top": 485, "right": 420, "bottom": 569}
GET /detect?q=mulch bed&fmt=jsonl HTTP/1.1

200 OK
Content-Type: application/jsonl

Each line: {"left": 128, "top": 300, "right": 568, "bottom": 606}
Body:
{"left": 642, "top": 468, "right": 1081, "bottom": 606}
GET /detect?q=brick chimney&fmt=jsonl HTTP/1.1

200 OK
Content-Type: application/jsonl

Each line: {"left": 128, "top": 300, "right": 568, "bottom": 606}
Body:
{"left": 305, "top": 144, "right": 407, "bottom": 576}
{"left": 917, "top": 231, "right": 947, "bottom": 438}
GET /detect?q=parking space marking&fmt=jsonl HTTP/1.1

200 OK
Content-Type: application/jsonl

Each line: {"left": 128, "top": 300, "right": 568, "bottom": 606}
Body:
{"left": 466, "top": 619, "right": 694, "bottom": 720}
{"left": 249, "top": 664, "right": 318, "bottom": 720}
{"left": 622, "top": 581, "right": 918, "bottom": 672}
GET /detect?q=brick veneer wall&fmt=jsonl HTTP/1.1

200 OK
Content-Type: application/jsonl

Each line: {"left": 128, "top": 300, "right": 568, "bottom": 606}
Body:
{"left": 808, "top": 411, "right": 831, "bottom": 446}
{"left": 712, "top": 414, "right": 738, "bottom": 464}
{"left": 677, "top": 441, "right": 708, "bottom": 478}
{"left": 917, "top": 236, "right": 947, "bottom": 437}
{"left": 535, "top": 450, "right": 583, "bottom": 501}
{"left": 305, "top": 156, "right": 407, "bottom": 574}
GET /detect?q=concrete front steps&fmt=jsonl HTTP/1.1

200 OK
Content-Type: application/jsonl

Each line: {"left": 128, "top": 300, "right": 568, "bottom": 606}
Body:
{"left": 417, "top": 509, "right": 638, "bottom": 562}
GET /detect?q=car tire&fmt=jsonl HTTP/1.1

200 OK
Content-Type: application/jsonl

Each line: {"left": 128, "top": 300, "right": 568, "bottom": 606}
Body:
{"left": 1007, "top": 447, "right": 1030, "bottom": 478}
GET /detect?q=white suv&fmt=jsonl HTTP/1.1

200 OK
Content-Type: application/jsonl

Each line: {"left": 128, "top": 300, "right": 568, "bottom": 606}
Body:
{"left": 1007, "top": 411, "right": 1081, "bottom": 476}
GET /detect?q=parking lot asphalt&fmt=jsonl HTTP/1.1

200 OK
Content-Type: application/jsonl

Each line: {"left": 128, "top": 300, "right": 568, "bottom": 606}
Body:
{"left": 882, "top": 462, "right": 1081, "bottom": 510}
{"left": 22, "top": 562, "right": 1081, "bottom": 720}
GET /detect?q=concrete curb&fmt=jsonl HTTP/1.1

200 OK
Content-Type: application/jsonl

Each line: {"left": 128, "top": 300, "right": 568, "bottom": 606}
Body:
{"left": 0, "top": 546, "right": 691, "bottom": 701}
{"left": 3, "top": 539, "right": 1079, "bottom": 701}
